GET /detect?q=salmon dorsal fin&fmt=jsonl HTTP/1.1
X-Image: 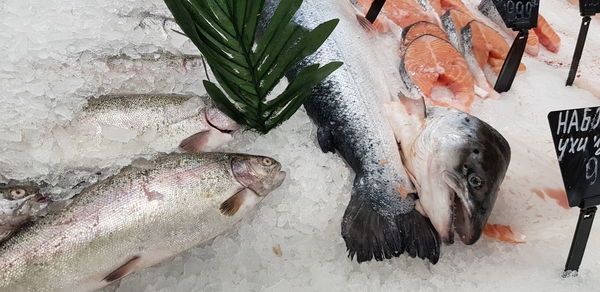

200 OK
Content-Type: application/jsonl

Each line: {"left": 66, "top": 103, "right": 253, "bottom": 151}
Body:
{"left": 103, "top": 256, "right": 140, "bottom": 282}
{"left": 219, "top": 188, "right": 250, "bottom": 216}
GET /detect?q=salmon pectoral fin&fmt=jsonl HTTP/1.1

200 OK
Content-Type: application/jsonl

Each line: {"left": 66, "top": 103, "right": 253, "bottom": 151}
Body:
{"left": 219, "top": 188, "right": 249, "bottom": 216}
{"left": 317, "top": 126, "right": 336, "bottom": 153}
{"left": 104, "top": 256, "right": 141, "bottom": 282}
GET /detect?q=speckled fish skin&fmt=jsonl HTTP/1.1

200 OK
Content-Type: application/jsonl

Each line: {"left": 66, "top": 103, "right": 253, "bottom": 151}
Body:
{"left": 0, "top": 153, "right": 285, "bottom": 292}
{"left": 65, "top": 94, "right": 237, "bottom": 153}
{"left": 0, "top": 183, "right": 48, "bottom": 243}
{"left": 262, "top": 0, "right": 440, "bottom": 263}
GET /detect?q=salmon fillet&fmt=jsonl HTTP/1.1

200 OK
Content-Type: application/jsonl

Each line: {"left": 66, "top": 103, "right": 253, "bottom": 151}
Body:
{"left": 430, "top": 0, "right": 473, "bottom": 16}
{"left": 400, "top": 35, "right": 475, "bottom": 111}
{"left": 534, "top": 15, "right": 561, "bottom": 53}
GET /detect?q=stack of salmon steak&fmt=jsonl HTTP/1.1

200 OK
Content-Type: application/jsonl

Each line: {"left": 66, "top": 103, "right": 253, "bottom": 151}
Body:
{"left": 356, "top": 0, "right": 562, "bottom": 111}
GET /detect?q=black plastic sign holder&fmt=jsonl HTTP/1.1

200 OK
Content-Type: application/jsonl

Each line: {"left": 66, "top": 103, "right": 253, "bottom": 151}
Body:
{"left": 565, "top": 206, "right": 596, "bottom": 272}
{"left": 492, "top": 0, "right": 539, "bottom": 92}
{"left": 566, "top": 0, "right": 599, "bottom": 86}
{"left": 548, "top": 106, "right": 600, "bottom": 275}
{"left": 366, "top": 0, "right": 387, "bottom": 23}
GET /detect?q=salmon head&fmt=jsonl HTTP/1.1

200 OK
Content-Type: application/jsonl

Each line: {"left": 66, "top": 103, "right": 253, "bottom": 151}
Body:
{"left": 409, "top": 107, "right": 511, "bottom": 245}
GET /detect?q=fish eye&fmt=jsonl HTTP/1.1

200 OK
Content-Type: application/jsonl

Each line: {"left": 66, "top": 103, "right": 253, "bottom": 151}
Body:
{"left": 261, "top": 158, "right": 273, "bottom": 166}
{"left": 10, "top": 188, "right": 27, "bottom": 199}
{"left": 468, "top": 174, "right": 483, "bottom": 188}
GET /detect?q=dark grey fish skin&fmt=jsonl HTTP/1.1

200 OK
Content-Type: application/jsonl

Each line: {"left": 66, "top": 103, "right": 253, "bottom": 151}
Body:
{"left": 262, "top": 0, "right": 440, "bottom": 263}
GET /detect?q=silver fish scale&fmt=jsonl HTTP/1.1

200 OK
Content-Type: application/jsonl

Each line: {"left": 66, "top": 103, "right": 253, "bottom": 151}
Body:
{"left": 275, "top": 0, "right": 415, "bottom": 214}
{"left": 0, "top": 153, "right": 253, "bottom": 291}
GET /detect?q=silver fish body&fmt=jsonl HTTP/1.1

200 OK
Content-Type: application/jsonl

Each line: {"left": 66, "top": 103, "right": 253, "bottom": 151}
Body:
{"left": 263, "top": 0, "right": 440, "bottom": 263}
{"left": 53, "top": 94, "right": 238, "bottom": 166}
{"left": 0, "top": 153, "right": 285, "bottom": 292}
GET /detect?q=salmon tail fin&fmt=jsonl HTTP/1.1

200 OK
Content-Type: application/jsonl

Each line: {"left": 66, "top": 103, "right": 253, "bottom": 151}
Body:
{"left": 341, "top": 175, "right": 440, "bottom": 263}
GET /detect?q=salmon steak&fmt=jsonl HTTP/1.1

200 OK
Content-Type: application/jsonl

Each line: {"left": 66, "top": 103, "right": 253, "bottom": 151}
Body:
{"left": 402, "top": 21, "right": 449, "bottom": 45}
{"left": 400, "top": 34, "right": 475, "bottom": 111}
{"left": 357, "top": 0, "right": 439, "bottom": 28}
{"left": 478, "top": 0, "right": 561, "bottom": 54}
{"left": 534, "top": 15, "right": 561, "bottom": 53}
{"left": 461, "top": 20, "right": 526, "bottom": 75}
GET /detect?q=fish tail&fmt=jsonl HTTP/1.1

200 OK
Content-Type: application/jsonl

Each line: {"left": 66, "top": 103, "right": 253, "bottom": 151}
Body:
{"left": 341, "top": 176, "right": 440, "bottom": 263}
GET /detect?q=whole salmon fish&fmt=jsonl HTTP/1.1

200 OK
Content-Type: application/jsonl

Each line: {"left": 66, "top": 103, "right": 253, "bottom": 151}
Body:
{"left": 262, "top": 0, "right": 440, "bottom": 263}
{"left": 0, "top": 153, "right": 285, "bottom": 291}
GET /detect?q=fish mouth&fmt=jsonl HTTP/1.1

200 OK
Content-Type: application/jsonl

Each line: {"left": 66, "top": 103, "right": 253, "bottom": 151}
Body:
{"left": 442, "top": 173, "right": 477, "bottom": 245}
{"left": 448, "top": 191, "right": 477, "bottom": 245}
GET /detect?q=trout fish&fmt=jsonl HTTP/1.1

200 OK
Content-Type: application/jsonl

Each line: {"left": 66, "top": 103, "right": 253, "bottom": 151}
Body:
{"left": 52, "top": 94, "right": 239, "bottom": 167}
{"left": 0, "top": 153, "right": 285, "bottom": 291}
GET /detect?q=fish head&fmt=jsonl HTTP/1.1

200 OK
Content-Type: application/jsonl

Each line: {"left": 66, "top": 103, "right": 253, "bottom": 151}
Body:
{"left": 231, "top": 155, "right": 286, "bottom": 197}
{"left": 0, "top": 183, "right": 43, "bottom": 201}
{"left": 418, "top": 109, "right": 510, "bottom": 245}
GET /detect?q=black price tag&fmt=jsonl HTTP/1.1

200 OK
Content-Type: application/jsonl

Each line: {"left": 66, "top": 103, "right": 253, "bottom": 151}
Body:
{"left": 548, "top": 106, "right": 600, "bottom": 208}
{"left": 493, "top": 0, "right": 539, "bottom": 30}
{"left": 580, "top": 0, "right": 600, "bottom": 16}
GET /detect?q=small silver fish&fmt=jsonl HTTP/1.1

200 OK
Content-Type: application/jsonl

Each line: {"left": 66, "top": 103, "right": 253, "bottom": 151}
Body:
{"left": 0, "top": 152, "right": 285, "bottom": 291}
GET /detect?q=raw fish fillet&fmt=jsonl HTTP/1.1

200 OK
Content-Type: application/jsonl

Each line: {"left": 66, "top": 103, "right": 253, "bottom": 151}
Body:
{"left": 462, "top": 20, "right": 526, "bottom": 75}
{"left": 400, "top": 34, "right": 475, "bottom": 111}
{"left": 483, "top": 224, "right": 526, "bottom": 244}
{"left": 534, "top": 15, "right": 561, "bottom": 53}
{"left": 478, "top": 0, "right": 560, "bottom": 54}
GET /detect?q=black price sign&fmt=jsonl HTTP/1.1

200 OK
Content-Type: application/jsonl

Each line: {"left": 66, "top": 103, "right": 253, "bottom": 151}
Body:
{"left": 548, "top": 106, "right": 600, "bottom": 208}
{"left": 580, "top": 0, "right": 600, "bottom": 16}
{"left": 493, "top": 0, "right": 539, "bottom": 30}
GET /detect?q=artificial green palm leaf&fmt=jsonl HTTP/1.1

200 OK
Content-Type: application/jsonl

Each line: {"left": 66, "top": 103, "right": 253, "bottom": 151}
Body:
{"left": 164, "top": 0, "right": 342, "bottom": 133}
